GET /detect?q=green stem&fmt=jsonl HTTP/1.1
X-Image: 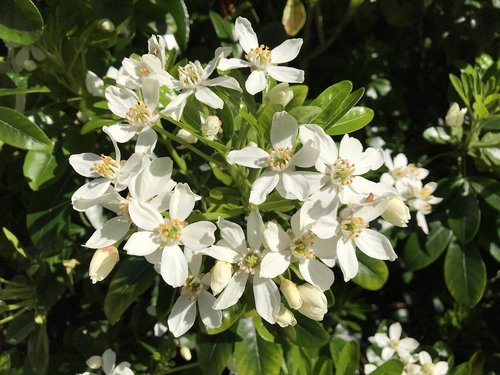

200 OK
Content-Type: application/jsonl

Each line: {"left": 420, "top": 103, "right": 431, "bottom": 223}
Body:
{"left": 165, "top": 362, "right": 200, "bottom": 374}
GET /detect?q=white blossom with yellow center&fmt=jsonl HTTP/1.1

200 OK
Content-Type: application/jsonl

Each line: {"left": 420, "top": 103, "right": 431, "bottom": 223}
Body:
{"left": 406, "top": 181, "right": 443, "bottom": 235}
{"left": 227, "top": 111, "right": 322, "bottom": 205}
{"left": 218, "top": 17, "right": 305, "bottom": 95}
{"left": 369, "top": 322, "right": 420, "bottom": 361}
{"left": 380, "top": 150, "right": 429, "bottom": 189}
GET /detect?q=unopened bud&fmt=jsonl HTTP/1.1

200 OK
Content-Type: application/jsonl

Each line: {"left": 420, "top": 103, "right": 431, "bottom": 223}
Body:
{"left": 276, "top": 304, "right": 297, "bottom": 327}
{"left": 89, "top": 246, "right": 119, "bottom": 284}
{"left": 23, "top": 59, "right": 37, "bottom": 71}
{"left": 267, "top": 83, "right": 294, "bottom": 107}
{"left": 247, "top": 141, "right": 258, "bottom": 147}
{"left": 280, "top": 279, "right": 302, "bottom": 309}
{"left": 180, "top": 346, "right": 192, "bottom": 361}
{"left": 282, "top": 0, "right": 306, "bottom": 36}
{"left": 202, "top": 115, "right": 223, "bottom": 141}
{"left": 211, "top": 260, "right": 232, "bottom": 295}
{"left": 381, "top": 196, "right": 411, "bottom": 227}
{"left": 445, "top": 102, "right": 467, "bottom": 128}
{"left": 177, "top": 128, "right": 198, "bottom": 144}
{"left": 97, "top": 18, "right": 115, "bottom": 32}
{"left": 62, "top": 258, "right": 80, "bottom": 274}
{"left": 296, "top": 283, "right": 327, "bottom": 321}
{"left": 86, "top": 355, "right": 103, "bottom": 370}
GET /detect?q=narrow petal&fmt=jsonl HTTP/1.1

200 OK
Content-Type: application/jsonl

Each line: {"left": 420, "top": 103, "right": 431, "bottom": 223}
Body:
{"left": 354, "top": 229, "right": 397, "bottom": 261}
{"left": 105, "top": 86, "right": 136, "bottom": 118}
{"left": 142, "top": 78, "right": 159, "bottom": 109}
{"left": 85, "top": 217, "right": 130, "bottom": 249}
{"left": 198, "top": 291, "right": 222, "bottom": 329}
{"left": 226, "top": 147, "right": 269, "bottom": 168}
{"left": 234, "top": 17, "right": 259, "bottom": 53}
{"left": 161, "top": 92, "right": 191, "bottom": 121}
{"left": 135, "top": 127, "right": 158, "bottom": 156}
{"left": 182, "top": 221, "right": 217, "bottom": 250}
{"left": 73, "top": 179, "right": 111, "bottom": 201}
{"left": 245, "top": 70, "right": 267, "bottom": 95}
{"left": 217, "top": 57, "right": 252, "bottom": 71}
{"left": 124, "top": 230, "right": 160, "bottom": 256}
{"left": 213, "top": 270, "right": 248, "bottom": 309}
{"left": 104, "top": 124, "right": 136, "bottom": 143}
{"left": 204, "top": 47, "right": 232, "bottom": 77}
{"left": 271, "top": 39, "right": 303, "bottom": 64}
{"left": 339, "top": 134, "right": 363, "bottom": 161}
{"left": 167, "top": 294, "right": 197, "bottom": 337}
{"left": 337, "top": 238, "right": 358, "bottom": 281}
{"left": 195, "top": 86, "right": 223, "bottom": 109}
{"left": 293, "top": 140, "right": 319, "bottom": 168}
{"left": 101, "top": 349, "right": 116, "bottom": 374}
{"left": 196, "top": 245, "right": 240, "bottom": 262}
{"left": 263, "top": 221, "right": 290, "bottom": 252}
{"left": 128, "top": 199, "right": 164, "bottom": 231}
{"left": 259, "top": 251, "right": 291, "bottom": 278}
{"left": 205, "top": 76, "right": 242, "bottom": 92}
{"left": 249, "top": 171, "right": 279, "bottom": 205}
{"left": 169, "top": 183, "right": 196, "bottom": 221}
{"left": 271, "top": 111, "right": 298, "bottom": 149}
{"left": 266, "top": 66, "right": 304, "bottom": 84}
{"left": 416, "top": 211, "right": 429, "bottom": 234}
{"left": 389, "top": 322, "right": 402, "bottom": 340}
{"left": 161, "top": 244, "right": 189, "bottom": 287}
{"left": 299, "top": 259, "right": 334, "bottom": 291}
{"left": 247, "top": 209, "right": 264, "bottom": 249}
{"left": 131, "top": 156, "right": 173, "bottom": 202}
{"left": 253, "top": 276, "right": 280, "bottom": 324}
{"left": 217, "top": 217, "right": 246, "bottom": 252}
{"left": 69, "top": 153, "right": 101, "bottom": 178}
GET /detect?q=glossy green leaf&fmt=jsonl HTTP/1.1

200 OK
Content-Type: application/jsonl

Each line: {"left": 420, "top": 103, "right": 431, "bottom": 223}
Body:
{"left": 444, "top": 242, "right": 486, "bottom": 306}
{"left": 288, "top": 106, "right": 322, "bottom": 123}
{"left": 469, "top": 176, "right": 500, "bottom": 211}
{"left": 326, "top": 106, "right": 374, "bottom": 135}
{"left": 369, "top": 359, "right": 404, "bottom": 374}
{"left": 6, "top": 312, "right": 34, "bottom": 345}
{"left": 234, "top": 317, "right": 283, "bottom": 375}
{"left": 448, "top": 189, "right": 481, "bottom": 244}
{"left": 0, "top": 0, "right": 44, "bottom": 45}
{"left": 451, "top": 362, "right": 472, "bottom": 375}
{"left": 209, "top": 11, "right": 233, "bottom": 40}
{"left": 104, "top": 257, "right": 156, "bottom": 324}
{"left": 23, "top": 151, "right": 62, "bottom": 190}
{"left": 197, "top": 332, "right": 234, "bottom": 375}
{"left": 80, "top": 118, "right": 116, "bottom": 135}
{"left": 289, "top": 314, "right": 330, "bottom": 348}
{"left": 287, "top": 85, "right": 308, "bottom": 109}
{"left": 286, "top": 345, "right": 311, "bottom": 375}
{"left": 0, "top": 106, "right": 52, "bottom": 151}
{"left": 204, "top": 302, "right": 246, "bottom": 335}
{"left": 311, "top": 80, "right": 352, "bottom": 128}
{"left": 449, "top": 74, "right": 469, "bottom": 106}
{"left": 159, "top": 0, "right": 189, "bottom": 51}
{"left": 2, "top": 227, "right": 27, "bottom": 257}
{"left": 315, "top": 358, "right": 334, "bottom": 375}
{"left": 403, "top": 222, "right": 453, "bottom": 271}
{"left": 353, "top": 251, "right": 389, "bottom": 290}
{"left": 334, "top": 341, "right": 359, "bottom": 375}
{"left": 26, "top": 324, "right": 48, "bottom": 374}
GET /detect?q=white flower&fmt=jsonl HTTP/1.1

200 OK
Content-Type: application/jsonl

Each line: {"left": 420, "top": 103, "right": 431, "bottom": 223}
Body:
{"left": 276, "top": 304, "right": 297, "bottom": 327}
{"left": 370, "top": 322, "right": 420, "bottom": 361}
{"left": 117, "top": 53, "right": 172, "bottom": 89}
{"left": 196, "top": 210, "right": 281, "bottom": 324}
{"left": 380, "top": 151, "right": 429, "bottom": 188}
{"left": 261, "top": 207, "right": 336, "bottom": 291}
{"left": 167, "top": 250, "right": 222, "bottom": 337}
{"left": 267, "top": 82, "right": 294, "bottom": 106}
{"left": 406, "top": 181, "right": 442, "bottom": 235}
{"left": 445, "top": 102, "right": 467, "bottom": 128}
{"left": 296, "top": 283, "right": 327, "bottom": 321}
{"left": 69, "top": 128, "right": 143, "bottom": 209}
{"left": 381, "top": 196, "right": 411, "bottom": 227}
{"left": 334, "top": 200, "right": 398, "bottom": 281}
{"left": 227, "top": 111, "right": 321, "bottom": 204}
{"left": 89, "top": 246, "right": 119, "bottom": 283}
{"left": 210, "top": 260, "right": 233, "bottom": 295}
{"left": 81, "top": 349, "right": 134, "bottom": 375}
{"left": 202, "top": 115, "right": 223, "bottom": 141}
{"left": 105, "top": 78, "right": 160, "bottom": 143}
{"left": 418, "top": 351, "right": 448, "bottom": 375}
{"left": 218, "top": 17, "right": 304, "bottom": 94}
{"left": 280, "top": 279, "right": 302, "bottom": 309}
{"left": 86, "top": 71, "right": 105, "bottom": 96}
{"left": 148, "top": 35, "right": 167, "bottom": 68}
{"left": 161, "top": 47, "right": 241, "bottom": 121}
{"left": 124, "top": 183, "right": 216, "bottom": 287}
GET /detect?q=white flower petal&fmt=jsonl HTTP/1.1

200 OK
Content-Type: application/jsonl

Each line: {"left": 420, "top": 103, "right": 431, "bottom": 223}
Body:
{"left": 124, "top": 230, "right": 160, "bottom": 256}
{"left": 339, "top": 134, "right": 363, "bottom": 161}
{"left": 271, "top": 39, "right": 303, "bottom": 64}
{"left": 162, "top": 91, "right": 191, "bottom": 121}
{"left": 337, "top": 238, "right": 358, "bottom": 281}
{"left": 293, "top": 140, "right": 319, "bottom": 168}
{"left": 196, "top": 245, "right": 240, "bottom": 262}
{"left": 263, "top": 221, "right": 290, "bottom": 252}
{"left": 355, "top": 229, "right": 397, "bottom": 261}
{"left": 389, "top": 322, "right": 402, "bottom": 340}
{"left": 104, "top": 124, "right": 137, "bottom": 143}
{"left": 271, "top": 111, "right": 298, "bottom": 149}
{"left": 247, "top": 209, "right": 264, "bottom": 249}
{"left": 85, "top": 217, "right": 130, "bottom": 249}
{"left": 135, "top": 127, "right": 158, "bottom": 156}
{"left": 245, "top": 70, "right": 267, "bottom": 95}
{"left": 226, "top": 147, "right": 269, "bottom": 168}
{"left": 266, "top": 65, "right": 304, "bottom": 84}
{"left": 182, "top": 221, "right": 217, "bottom": 250}
{"left": 169, "top": 183, "right": 196, "bottom": 221}
{"left": 249, "top": 171, "right": 280, "bottom": 205}
{"left": 280, "top": 170, "right": 313, "bottom": 201}
{"left": 105, "top": 86, "right": 136, "bottom": 118}
{"left": 69, "top": 153, "right": 101, "bottom": 178}
{"left": 259, "top": 251, "right": 290, "bottom": 278}
{"left": 217, "top": 217, "right": 246, "bottom": 252}
{"left": 253, "top": 276, "right": 280, "bottom": 324}
{"left": 205, "top": 76, "right": 242, "bottom": 92}
{"left": 198, "top": 291, "right": 222, "bottom": 329}
{"left": 132, "top": 156, "right": 173, "bottom": 202}
{"left": 204, "top": 47, "right": 232, "bottom": 77}
{"left": 314, "top": 237, "right": 337, "bottom": 260}
{"left": 416, "top": 211, "right": 429, "bottom": 235}
{"left": 195, "top": 86, "right": 223, "bottom": 109}
{"left": 101, "top": 349, "right": 116, "bottom": 374}
{"left": 234, "top": 17, "right": 259, "bottom": 53}
{"left": 399, "top": 337, "right": 419, "bottom": 353}
{"left": 167, "top": 294, "right": 197, "bottom": 337}
{"left": 128, "top": 199, "right": 164, "bottom": 231}
{"left": 299, "top": 259, "right": 334, "bottom": 291}
{"left": 73, "top": 179, "right": 111, "bottom": 201}
{"left": 213, "top": 269, "right": 248, "bottom": 309}
{"left": 142, "top": 78, "right": 159, "bottom": 109}
{"left": 161, "top": 243, "right": 189, "bottom": 287}
{"left": 217, "top": 57, "right": 252, "bottom": 71}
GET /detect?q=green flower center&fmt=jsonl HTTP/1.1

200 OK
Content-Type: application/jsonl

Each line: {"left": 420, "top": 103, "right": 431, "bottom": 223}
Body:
{"left": 267, "top": 147, "right": 294, "bottom": 171}
{"left": 126, "top": 100, "right": 153, "bottom": 127}
{"left": 178, "top": 61, "right": 204, "bottom": 88}
{"left": 330, "top": 158, "right": 355, "bottom": 185}
{"left": 157, "top": 218, "right": 187, "bottom": 245}
{"left": 238, "top": 248, "right": 262, "bottom": 274}
{"left": 290, "top": 233, "right": 316, "bottom": 260}
{"left": 341, "top": 216, "right": 368, "bottom": 238}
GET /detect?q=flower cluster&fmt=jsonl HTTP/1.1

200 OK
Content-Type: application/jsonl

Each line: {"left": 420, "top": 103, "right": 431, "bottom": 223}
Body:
{"left": 381, "top": 151, "right": 442, "bottom": 234}
{"left": 365, "top": 322, "right": 449, "bottom": 375}
{"left": 71, "top": 17, "right": 419, "bottom": 337}
{"left": 78, "top": 348, "right": 133, "bottom": 375}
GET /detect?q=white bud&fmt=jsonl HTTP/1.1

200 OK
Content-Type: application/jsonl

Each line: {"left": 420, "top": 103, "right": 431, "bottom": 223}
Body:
{"left": 276, "top": 304, "right": 297, "bottom": 327}
{"left": 86, "top": 355, "right": 103, "bottom": 370}
{"left": 210, "top": 260, "right": 232, "bottom": 295}
{"left": 381, "top": 196, "right": 411, "bottom": 227}
{"left": 97, "top": 18, "right": 115, "bottom": 32}
{"left": 180, "top": 346, "right": 192, "bottom": 361}
{"left": 89, "top": 246, "right": 119, "bottom": 284}
{"left": 445, "top": 102, "right": 467, "bottom": 128}
{"left": 296, "top": 283, "right": 327, "bottom": 321}
{"left": 267, "top": 82, "right": 294, "bottom": 107}
{"left": 247, "top": 141, "right": 258, "bottom": 147}
{"left": 177, "top": 128, "right": 198, "bottom": 144}
{"left": 202, "top": 115, "right": 223, "bottom": 141}
{"left": 23, "top": 59, "right": 37, "bottom": 71}
{"left": 280, "top": 279, "right": 302, "bottom": 309}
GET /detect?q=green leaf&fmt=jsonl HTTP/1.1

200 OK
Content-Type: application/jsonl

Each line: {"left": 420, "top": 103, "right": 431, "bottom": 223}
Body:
{"left": 448, "top": 188, "right": 481, "bottom": 244}
{"left": 449, "top": 74, "right": 469, "bottom": 106}
{"left": 451, "top": 362, "right": 472, "bottom": 375}
{"left": 287, "top": 85, "right": 308, "bottom": 109}
{"left": 197, "top": 332, "right": 234, "bottom": 375}
{"left": 311, "top": 81, "right": 353, "bottom": 128}
{"left": 0, "top": 0, "right": 44, "bottom": 45}
{"left": 334, "top": 341, "right": 359, "bottom": 375}
{"left": 326, "top": 106, "right": 374, "bottom": 135}
{"left": 23, "top": 151, "right": 63, "bottom": 190}
{"left": 444, "top": 242, "right": 486, "bottom": 306}
{"left": 26, "top": 324, "right": 48, "bottom": 374}
{"left": 286, "top": 346, "right": 311, "bottom": 375}
{"left": 0, "top": 86, "right": 49, "bottom": 97}
{"left": 234, "top": 317, "right": 283, "bottom": 375}
{"left": 6, "top": 312, "right": 34, "bottom": 345}
{"left": 369, "top": 359, "right": 404, "bottom": 374}
{"left": 204, "top": 301, "right": 246, "bottom": 335}
{"left": 253, "top": 315, "right": 274, "bottom": 342}
{"left": 289, "top": 314, "right": 330, "bottom": 348}
{"left": 402, "top": 222, "right": 453, "bottom": 271}
{"left": 288, "top": 106, "right": 322, "bottom": 123}
{"left": 0, "top": 106, "right": 52, "bottom": 151}
{"left": 315, "top": 358, "right": 334, "bottom": 375}
{"left": 468, "top": 176, "right": 500, "bottom": 211}
{"left": 104, "top": 257, "right": 156, "bottom": 324}
{"left": 2, "top": 227, "right": 27, "bottom": 257}
{"left": 352, "top": 251, "right": 389, "bottom": 290}
{"left": 209, "top": 11, "right": 233, "bottom": 40}
{"left": 80, "top": 118, "right": 116, "bottom": 135}
{"left": 159, "top": 0, "right": 189, "bottom": 51}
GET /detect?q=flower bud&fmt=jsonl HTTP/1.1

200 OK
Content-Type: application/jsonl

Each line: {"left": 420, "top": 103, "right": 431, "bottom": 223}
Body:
{"left": 210, "top": 260, "right": 232, "bottom": 295}
{"left": 381, "top": 196, "right": 411, "bottom": 227}
{"left": 445, "top": 102, "right": 467, "bottom": 128}
{"left": 89, "top": 246, "right": 119, "bottom": 284}
{"left": 97, "top": 18, "right": 115, "bottom": 32}
{"left": 177, "top": 128, "right": 198, "bottom": 144}
{"left": 276, "top": 304, "right": 297, "bottom": 327}
{"left": 296, "top": 283, "right": 327, "bottom": 321}
{"left": 86, "top": 355, "right": 103, "bottom": 370}
{"left": 282, "top": 0, "right": 307, "bottom": 36}
{"left": 23, "top": 59, "right": 37, "bottom": 71}
{"left": 180, "top": 346, "right": 192, "bottom": 361}
{"left": 202, "top": 115, "right": 223, "bottom": 141}
{"left": 280, "top": 279, "right": 302, "bottom": 309}
{"left": 267, "top": 83, "right": 294, "bottom": 107}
